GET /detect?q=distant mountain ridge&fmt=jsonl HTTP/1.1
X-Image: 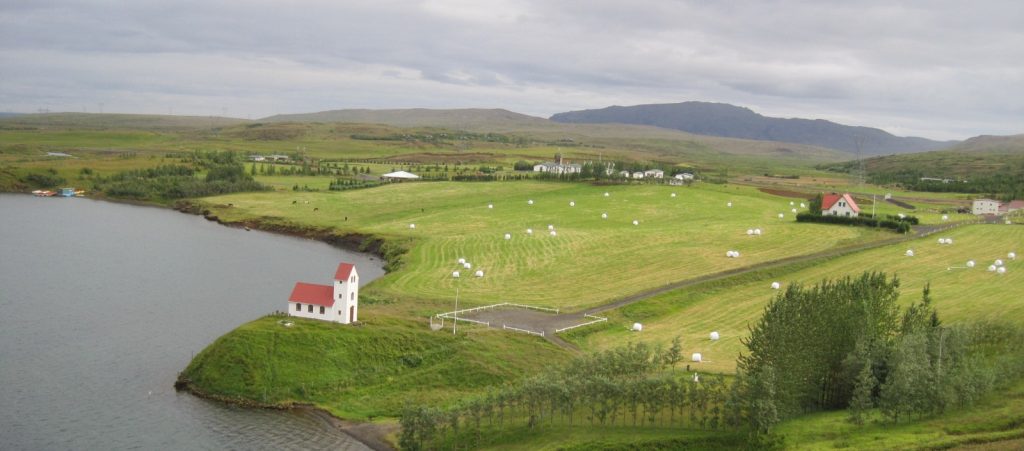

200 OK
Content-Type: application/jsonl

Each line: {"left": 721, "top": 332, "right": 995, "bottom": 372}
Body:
{"left": 550, "top": 101, "right": 957, "bottom": 155}
{"left": 261, "top": 108, "right": 549, "bottom": 129}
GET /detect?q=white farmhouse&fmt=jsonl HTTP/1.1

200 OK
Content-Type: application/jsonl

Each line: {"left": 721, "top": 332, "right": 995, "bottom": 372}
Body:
{"left": 644, "top": 169, "right": 665, "bottom": 179}
{"left": 288, "top": 262, "right": 359, "bottom": 324}
{"left": 822, "top": 193, "right": 860, "bottom": 217}
{"left": 674, "top": 172, "right": 695, "bottom": 181}
{"left": 972, "top": 198, "right": 1001, "bottom": 215}
{"left": 632, "top": 171, "right": 645, "bottom": 179}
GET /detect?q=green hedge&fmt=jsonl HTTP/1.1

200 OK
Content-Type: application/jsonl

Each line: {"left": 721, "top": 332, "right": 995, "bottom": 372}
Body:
{"left": 796, "top": 212, "right": 912, "bottom": 233}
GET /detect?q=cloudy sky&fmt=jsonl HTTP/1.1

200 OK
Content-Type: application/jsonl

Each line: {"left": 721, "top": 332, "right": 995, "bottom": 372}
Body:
{"left": 2, "top": 0, "right": 1022, "bottom": 140}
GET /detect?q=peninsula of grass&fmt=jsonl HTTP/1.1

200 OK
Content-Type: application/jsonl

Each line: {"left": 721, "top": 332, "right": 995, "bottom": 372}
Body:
{"left": 178, "top": 315, "right": 568, "bottom": 420}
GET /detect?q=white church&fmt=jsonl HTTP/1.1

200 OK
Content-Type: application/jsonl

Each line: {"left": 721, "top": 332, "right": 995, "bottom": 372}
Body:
{"left": 287, "top": 262, "right": 359, "bottom": 324}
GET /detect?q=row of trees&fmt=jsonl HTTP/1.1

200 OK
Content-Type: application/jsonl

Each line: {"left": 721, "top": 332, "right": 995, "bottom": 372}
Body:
{"left": 866, "top": 168, "right": 1024, "bottom": 201}
{"left": 92, "top": 151, "right": 269, "bottom": 200}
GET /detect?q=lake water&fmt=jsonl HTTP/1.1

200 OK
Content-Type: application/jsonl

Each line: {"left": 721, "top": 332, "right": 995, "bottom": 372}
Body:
{"left": 0, "top": 194, "right": 384, "bottom": 450}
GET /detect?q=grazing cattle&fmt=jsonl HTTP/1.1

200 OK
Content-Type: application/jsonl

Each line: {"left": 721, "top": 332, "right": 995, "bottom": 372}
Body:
{"left": 313, "top": 207, "right": 319, "bottom": 212}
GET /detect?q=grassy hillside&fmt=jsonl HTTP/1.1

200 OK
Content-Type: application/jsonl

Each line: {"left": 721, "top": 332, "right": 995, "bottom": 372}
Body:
{"left": 179, "top": 315, "right": 568, "bottom": 420}
{"left": 0, "top": 112, "right": 249, "bottom": 130}
{"left": 570, "top": 223, "right": 1024, "bottom": 374}
{"left": 821, "top": 134, "right": 1024, "bottom": 179}
{"left": 199, "top": 181, "right": 910, "bottom": 311}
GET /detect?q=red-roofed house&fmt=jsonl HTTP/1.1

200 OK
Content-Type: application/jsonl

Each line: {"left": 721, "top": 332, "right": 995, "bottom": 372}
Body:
{"left": 288, "top": 262, "right": 359, "bottom": 324}
{"left": 822, "top": 193, "right": 860, "bottom": 217}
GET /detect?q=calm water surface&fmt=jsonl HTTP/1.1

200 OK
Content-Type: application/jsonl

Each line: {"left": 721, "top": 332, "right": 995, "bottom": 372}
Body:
{"left": 0, "top": 194, "right": 383, "bottom": 450}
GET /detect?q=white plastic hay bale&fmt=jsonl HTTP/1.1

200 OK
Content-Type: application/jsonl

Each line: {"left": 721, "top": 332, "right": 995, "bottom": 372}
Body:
{"left": 475, "top": 270, "right": 484, "bottom": 277}
{"left": 569, "top": 201, "right": 575, "bottom": 207}
{"left": 604, "top": 192, "right": 610, "bottom": 197}
{"left": 632, "top": 220, "right": 640, "bottom": 226}
{"left": 409, "top": 223, "right": 416, "bottom": 229}
{"left": 548, "top": 224, "right": 555, "bottom": 230}
{"left": 488, "top": 204, "right": 493, "bottom": 209}
{"left": 458, "top": 258, "right": 466, "bottom": 264}
{"left": 526, "top": 228, "right": 533, "bottom": 235}
{"left": 995, "top": 259, "right": 1004, "bottom": 267}
{"left": 671, "top": 193, "right": 677, "bottom": 198}
{"left": 746, "top": 229, "right": 754, "bottom": 236}
{"left": 997, "top": 266, "right": 1007, "bottom": 275}
{"left": 937, "top": 238, "right": 945, "bottom": 244}
{"left": 898, "top": 213, "right": 906, "bottom": 219}
{"left": 504, "top": 233, "right": 511, "bottom": 240}
{"left": 800, "top": 203, "right": 806, "bottom": 208}
{"left": 905, "top": 249, "right": 915, "bottom": 257}
{"left": 550, "top": 230, "right": 557, "bottom": 237}
{"left": 966, "top": 260, "right": 976, "bottom": 268}
{"left": 988, "top": 265, "right": 997, "bottom": 272}
{"left": 1009, "top": 252, "right": 1017, "bottom": 260}
{"left": 528, "top": 199, "right": 534, "bottom": 205}
{"left": 942, "top": 214, "right": 949, "bottom": 221}
{"left": 791, "top": 208, "right": 798, "bottom": 214}
{"left": 771, "top": 282, "right": 781, "bottom": 290}
{"left": 464, "top": 262, "right": 472, "bottom": 269}
{"left": 452, "top": 271, "right": 460, "bottom": 278}
{"left": 778, "top": 213, "right": 784, "bottom": 219}
{"left": 790, "top": 201, "right": 795, "bottom": 206}
{"left": 710, "top": 331, "right": 720, "bottom": 341}
{"left": 727, "top": 202, "right": 733, "bottom": 207}
{"left": 726, "top": 250, "right": 734, "bottom": 258}
{"left": 601, "top": 213, "right": 608, "bottom": 219}
{"left": 693, "top": 373, "right": 700, "bottom": 382}
{"left": 734, "top": 251, "right": 740, "bottom": 258}
{"left": 632, "top": 322, "right": 643, "bottom": 332}
{"left": 691, "top": 353, "right": 702, "bottom": 362}
{"left": 946, "top": 238, "right": 953, "bottom": 245}
{"left": 754, "top": 228, "right": 762, "bottom": 236}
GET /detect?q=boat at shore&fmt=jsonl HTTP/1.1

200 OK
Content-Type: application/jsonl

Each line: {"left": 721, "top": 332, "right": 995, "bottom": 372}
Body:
{"left": 31, "top": 190, "right": 56, "bottom": 197}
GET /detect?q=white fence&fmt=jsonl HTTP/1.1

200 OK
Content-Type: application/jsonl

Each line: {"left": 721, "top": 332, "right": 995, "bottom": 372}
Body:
{"left": 503, "top": 324, "right": 545, "bottom": 337}
{"left": 435, "top": 302, "right": 558, "bottom": 320}
{"left": 554, "top": 313, "right": 608, "bottom": 334}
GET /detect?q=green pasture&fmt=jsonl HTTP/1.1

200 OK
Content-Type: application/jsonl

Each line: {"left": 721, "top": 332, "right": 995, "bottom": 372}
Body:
{"left": 202, "top": 181, "right": 893, "bottom": 310}
{"left": 573, "top": 223, "right": 1024, "bottom": 374}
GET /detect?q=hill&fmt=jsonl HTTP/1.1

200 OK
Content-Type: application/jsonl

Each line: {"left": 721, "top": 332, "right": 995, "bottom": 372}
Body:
{"left": 550, "top": 101, "right": 956, "bottom": 155}
{"left": 0, "top": 112, "right": 250, "bottom": 130}
{"left": 261, "top": 108, "right": 550, "bottom": 129}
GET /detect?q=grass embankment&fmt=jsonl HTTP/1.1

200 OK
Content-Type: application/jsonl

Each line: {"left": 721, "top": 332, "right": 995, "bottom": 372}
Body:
{"left": 178, "top": 315, "right": 568, "bottom": 420}
{"left": 569, "top": 223, "right": 1024, "bottom": 374}
{"left": 201, "top": 181, "right": 901, "bottom": 312}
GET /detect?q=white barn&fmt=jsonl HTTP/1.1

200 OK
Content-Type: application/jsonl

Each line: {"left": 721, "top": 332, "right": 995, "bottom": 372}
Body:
{"left": 288, "top": 262, "right": 360, "bottom": 324}
{"left": 644, "top": 169, "right": 665, "bottom": 178}
{"left": 972, "top": 198, "right": 1001, "bottom": 215}
{"left": 822, "top": 193, "right": 860, "bottom": 217}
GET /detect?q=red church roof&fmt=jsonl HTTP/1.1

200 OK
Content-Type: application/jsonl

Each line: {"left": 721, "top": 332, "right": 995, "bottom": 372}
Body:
{"left": 334, "top": 262, "right": 355, "bottom": 281}
{"left": 288, "top": 282, "right": 335, "bottom": 307}
{"left": 822, "top": 193, "right": 860, "bottom": 213}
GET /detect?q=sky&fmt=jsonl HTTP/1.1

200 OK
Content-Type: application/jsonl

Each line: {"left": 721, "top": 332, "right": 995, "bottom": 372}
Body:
{"left": 1, "top": 0, "right": 1022, "bottom": 140}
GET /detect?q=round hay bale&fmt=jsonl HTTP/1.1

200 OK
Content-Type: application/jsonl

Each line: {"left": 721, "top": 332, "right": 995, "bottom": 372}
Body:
{"left": 458, "top": 258, "right": 466, "bottom": 264}
{"left": 671, "top": 193, "right": 677, "bottom": 197}
{"left": 778, "top": 213, "right": 784, "bottom": 219}
{"left": 997, "top": 266, "right": 1007, "bottom": 275}
{"left": 452, "top": 271, "right": 460, "bottom": 278}
{"left": 526, "top": 228, "right": 533, "bottom": 234}
{"left": 746, "top": 229, "right": 754, "bottom": 236}
{"left": 504, "top": 233, "right": 511, "bottom": 240}
{"left": 710, "top": 331, "right": 720, "bottom": 341}
{"left": 898, "top": 213, "right": 906, "bottom": 219}
{"left": 734, "top": 251, "right": 741, "bottom": 257}
{"left": 937, "top": 238, "right": 945, "bottom": 244}
{"left": 409, "top": 223, "right": 416, "bottom": 229}
{"left": 727, "top": 202, "right": 733, "bottom": 207}
{"left": 464, "top": 262, "right": 472, "bottom": 269}
{"left": 632, "top": 220, "right": 639, "bottom": 226}
{"left": 771, "top": 282, "right": 781, "bottom": 289}
{"left": 569, "top": 201, "right": 575, "bottom": 207}
{"left": 946, "top": 238, "right": 954, "bottom": 245}
{"left": 475, "top": 270, "right": 484, "bottom": 277}
{"left": 528, "top": 199, "right": 534, "bottom": 205}
{"left": 550, "top": 230, "right": 557, "bottom": 237}
{"left": 488, "top": 204, "right": 493, "bottom": 209}
{"left": 988, "top": 265, "right": 997, "bottom": 272}
{"left": 691, "top": 353, "right": 702, "bottom": 362}
{"left": 548, "top": 224, "right": 555, "bottom": 230}
{"left": 601, "top": 213, "right": 608, "bottom": 219}
{"left": 905, "top": 249, "right": 914, "bottom": 257}
{"left": 942, "top": 214, "right": 949, "bottom": 221}
{"left": 791, "top": 208, "right": 798, "bottom": 214}
{"left": 995, "top": 259, "right": 1004, "bottom": 266}
{"left": 966, "top": 260, "right": 976, "bottom": 268}
{"left": 800, "top": 203, "right": 806, "bottom": 208}
{"left": 790, "top": 201, "right": 795, "bottom": 206}
{"left": 604, "top": 192, "right": 610, "bottom": 197}
{"left": 754, "top": 228, "right": 762, "bottom": 235}
{"left": 1009, "top": 252, "right": 1017, "bottom": 260}
{"left": 632, "top": 323, "right": 643, "bottom": 332}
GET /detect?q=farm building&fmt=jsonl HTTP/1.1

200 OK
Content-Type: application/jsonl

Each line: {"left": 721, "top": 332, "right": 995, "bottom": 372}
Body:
{"left": 288, "top": 262, "right": 360, "bottom": 324}
{"left": 382, "top": 170, "right": 420, "bottom": 180}
{"left": 644, "top": 169, "right": 665, "bottom": 178}
{"left": 632, "top": 171, "right": 645, "bottom": 179}
{"left": 674, "top": 172, "right": 695, "bottom": 181}
{"left": 973, "top": 199, "right": 1001, "bottom": 215}
{"left": 822, "top": 193, "right": 860, "bottom": 217}
{"left": 533, "top": 162, "right": 582, "bottom": 174}
{"left": 618, "top": 170, "right": 631, "bottom": 178}
{"left": 1002, "top": 200, "right": 1024, "bottom": 214}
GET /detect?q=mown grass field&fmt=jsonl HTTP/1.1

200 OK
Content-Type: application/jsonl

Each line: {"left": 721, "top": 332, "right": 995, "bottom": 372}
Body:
{"left": 201, "top": 181, "right": 901, "bottom": 311}
{"left": 571, "top": 223, "right": 1024, "bottom": 374}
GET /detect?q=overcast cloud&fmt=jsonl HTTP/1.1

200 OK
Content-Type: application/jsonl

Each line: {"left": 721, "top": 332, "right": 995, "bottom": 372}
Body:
{"left": 1, "top": 0, "right": 1022, "bottom": 140}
